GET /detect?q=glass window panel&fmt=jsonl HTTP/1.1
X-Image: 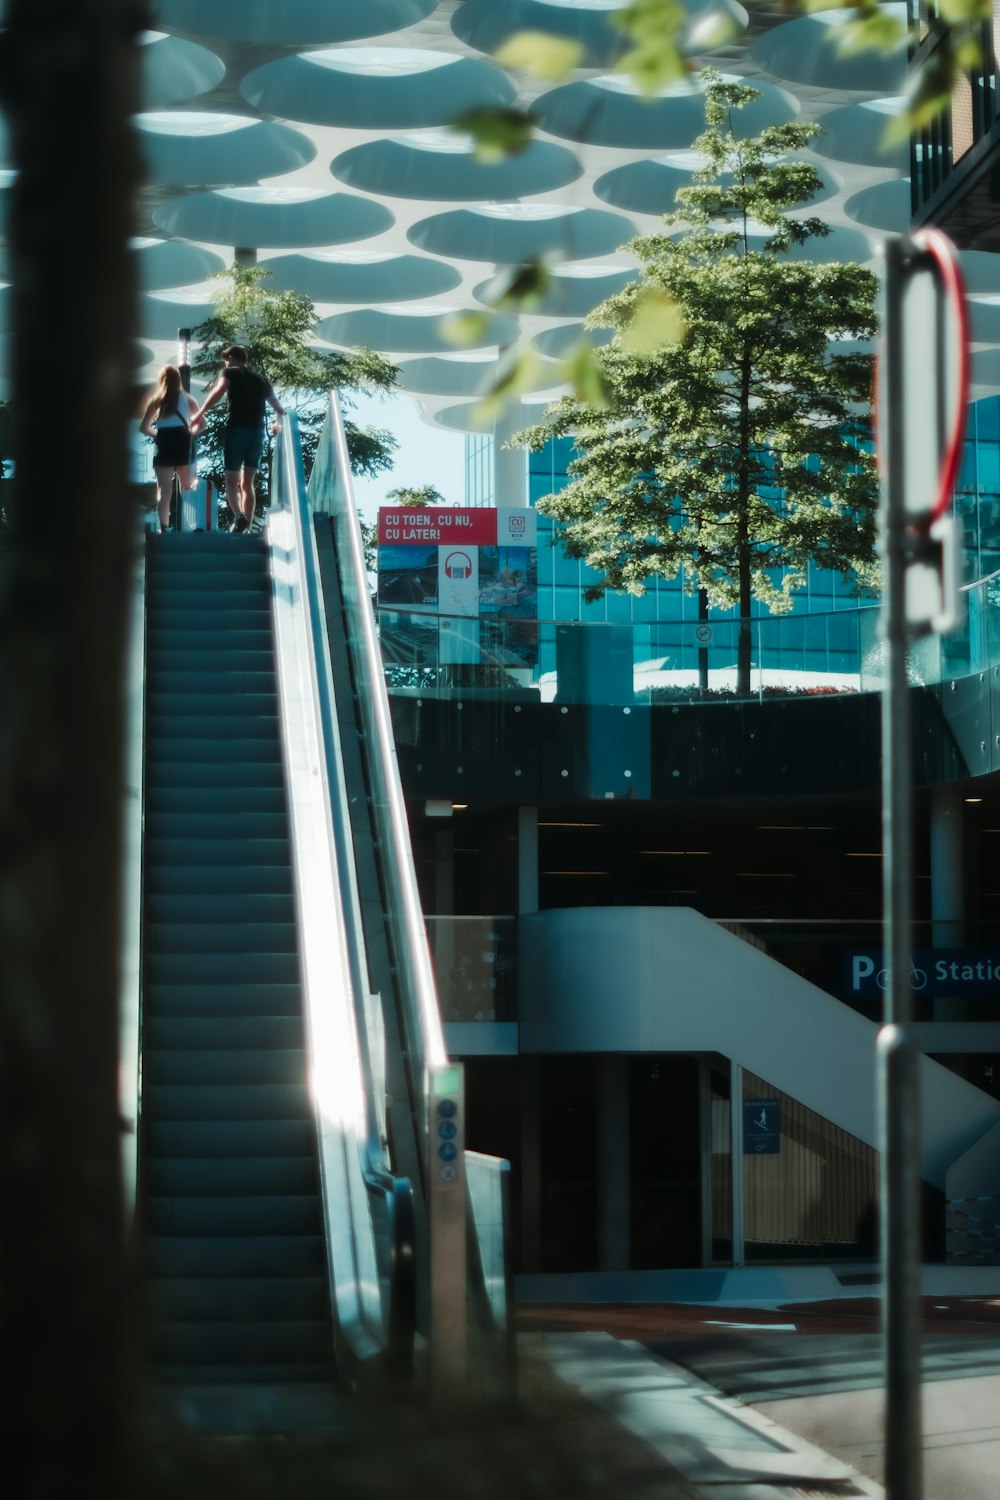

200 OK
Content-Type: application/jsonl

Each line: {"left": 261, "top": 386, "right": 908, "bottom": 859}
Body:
{"left": 974, "top": 397, "right": 1000, "bottom": 441}
{"left": 978, "top": 443, "right": 1000, "bottom": 495}
{"left": 553, "top": 546, "right": 580, "bottom": 585}
{"left": 632, "top": 589, "right": 659, "bottom": 623}
{"left": 606, "top": 589, "right": 634, "bottom": 622}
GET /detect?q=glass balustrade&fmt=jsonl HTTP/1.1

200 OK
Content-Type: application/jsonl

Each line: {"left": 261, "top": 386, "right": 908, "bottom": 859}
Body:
{"left": 376, "top": 572, "right": 1000, "bottom": 706}
{"left": 424, "top": 916, "right": 518, "bottom": 1024}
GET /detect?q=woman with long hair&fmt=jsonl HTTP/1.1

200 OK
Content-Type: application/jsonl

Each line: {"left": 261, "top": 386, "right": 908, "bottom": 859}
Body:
{"left": 140, "top": 365, "right": 198, "bottom": 532}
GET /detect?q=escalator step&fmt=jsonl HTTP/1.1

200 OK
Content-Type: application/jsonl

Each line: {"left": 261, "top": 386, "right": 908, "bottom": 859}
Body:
{"left": 148, "top": 582, "right": 270, "bottom": 602}
{"left": 152, "top": 1361, "right": 332, "bottom": 1387}
{"left": 148, "top": 1233, "right": 325, "bottom": 1277}
{"left": 145, "top": 1048, "right": 307, "bottom": 1086}
{"left": 148, "top": 650, "right": 277, "bottom": 675}
{"left": 144, "top": 892, "right": 296, "bottom": 925}
{"left": 144, "top": 837, "right": 291, "bottom": 868}
{"left": 152, "top": 1321, "right": 332, "bottom": 1369}
{"left": 149, "top": 690, "right": 278, "bottom": 716}
{"left": 148, "top": 612, "right": 271, "bottom": 637}
{"left": 147, "top": 1194, "right": 323, "bottom": 1236}
{"left": 144, "top": 865, "right": 293, "bottom": 897}
{"left": 145, "top": 922, "right": 299, "bottom": 957}
{"left": 148, "top": 629, "right": 273, "bottom": 652}
{"left": 145, "top": 788, "right": 286, "bottom": 816}
{"left": 145, "top": 812, "right": 290, "bottom": 841}
{"left": 145, "top": 952, "right": 300, "bottom": 985}
{"left": 150, "top": 714, "right": 280, "bottom": 740}
{"left": 146, "top": 760, "right": 285, "bottom": 789}
{"left": 148, "top": 1157, "right": 318, "bottom": 1196}
{"left": 149, "top": 1120, "right": 315, "bottom": 1158}
{"left": 148, "top": 533, "right": 265, "bottom": 559}
{"left": 149, "top": 1276, "right": 328, "bottom": 1322}
{"left": 147, "top": 670, "right": 276, "bottom": 695}
{"left": 144, "top": 1081, "right": 310, "bottom": 1121}
{"left": 144, "top": 1019, "right": 305, "bottom": 1053}
{"left": 146, "top": 740, "right": 282, "bottom": 767}
{"left": 145, "top": 984, "right": 303, "bottom": 1018}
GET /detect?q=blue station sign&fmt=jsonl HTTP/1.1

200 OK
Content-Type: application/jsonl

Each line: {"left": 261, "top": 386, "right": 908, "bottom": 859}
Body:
{"left": 847, "top": 950, "right": 1000, "bottom": 998}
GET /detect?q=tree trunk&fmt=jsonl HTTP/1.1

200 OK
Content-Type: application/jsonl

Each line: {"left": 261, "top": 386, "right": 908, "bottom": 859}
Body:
{"left": 737, "top": 342, "right": 753, "bottom": 697}
{"left": 0, "top": 4, "right": 144, "bottom": 1494}
{"left": 737, "top": 546, "right": 753, "bottom": 698}
{"left": 697, "top": 586, "right": 710, "bottom": 693}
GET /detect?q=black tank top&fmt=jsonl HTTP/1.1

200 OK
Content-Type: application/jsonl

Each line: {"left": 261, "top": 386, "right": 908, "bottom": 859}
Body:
{"left": 224, "top": 366, "right": 268, "bottom": 427}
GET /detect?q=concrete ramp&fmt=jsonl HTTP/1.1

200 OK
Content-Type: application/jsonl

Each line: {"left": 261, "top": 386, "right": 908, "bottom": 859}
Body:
{"left": 519, "top": 906, "right": 1000, "bottom": 1188}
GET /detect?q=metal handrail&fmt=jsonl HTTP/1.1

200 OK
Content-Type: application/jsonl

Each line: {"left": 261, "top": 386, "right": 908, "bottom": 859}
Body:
{"left": 310, "top": 393, "right": 448, "bottom": 1085}
{"left": 308, "top": 394, "right": 512, "bottom": 1388}
{"left": 269, "top": 415, "right": 415, "bottom": 1380}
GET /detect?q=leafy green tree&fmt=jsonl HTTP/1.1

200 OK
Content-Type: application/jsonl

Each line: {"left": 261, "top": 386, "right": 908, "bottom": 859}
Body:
{"left": 386, "top": 484, "right": 446, "bottom": 508}
{"left": 191, "top": 263, "right": 400, "bottom": 518}
{"left": 516, "top": 73, "right": 880, "bottom": 694}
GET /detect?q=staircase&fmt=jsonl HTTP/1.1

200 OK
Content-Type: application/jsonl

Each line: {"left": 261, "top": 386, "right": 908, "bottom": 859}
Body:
{"left": 141, "top": 532, "right": 336, "bottom": 1401}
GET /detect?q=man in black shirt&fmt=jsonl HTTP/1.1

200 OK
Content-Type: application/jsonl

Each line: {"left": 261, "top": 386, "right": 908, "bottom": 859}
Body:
{"left": 191, "top": 346, "right": 285, "bottom": 533}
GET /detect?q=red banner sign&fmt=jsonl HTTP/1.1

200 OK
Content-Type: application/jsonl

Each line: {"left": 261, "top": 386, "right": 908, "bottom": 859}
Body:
{"left": 378, "top": 507, "right": 499, "bottom": 546}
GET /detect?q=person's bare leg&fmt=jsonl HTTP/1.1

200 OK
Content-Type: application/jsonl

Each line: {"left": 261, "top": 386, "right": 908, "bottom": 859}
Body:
{"left": 242, "top": 467, "right": 258, "bottom": 527}
{"left": 153, "top": 467, "right": 173, "bottom": 531}
{"left": 224, "top": 470, "right": 242, "bottom": 523}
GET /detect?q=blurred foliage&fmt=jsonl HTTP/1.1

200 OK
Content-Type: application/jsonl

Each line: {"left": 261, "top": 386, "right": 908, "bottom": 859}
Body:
{"left": 449, "top": 0, "right": 975, "bottom": 414}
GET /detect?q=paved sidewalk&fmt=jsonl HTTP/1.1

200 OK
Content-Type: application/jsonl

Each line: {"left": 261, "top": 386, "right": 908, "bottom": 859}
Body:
{"left": 528, "top": 1329, "right": 884, "bottom": 1500}
{"left": 519, "top": 1267, "right": 1000, "bottom": 1500}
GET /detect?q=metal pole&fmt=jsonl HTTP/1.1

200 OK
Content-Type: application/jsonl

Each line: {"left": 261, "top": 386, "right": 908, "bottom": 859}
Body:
{"left": 878, "top": 237, "right": 923, "bottom": 1500}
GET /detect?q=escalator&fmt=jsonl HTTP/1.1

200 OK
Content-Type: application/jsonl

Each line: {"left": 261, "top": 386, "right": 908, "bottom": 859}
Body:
{"left": 142, "top": 532, "right": 338, "bottom": 1405}
{"left": 132, "top": 407, "right": 509, "bottom": 1427}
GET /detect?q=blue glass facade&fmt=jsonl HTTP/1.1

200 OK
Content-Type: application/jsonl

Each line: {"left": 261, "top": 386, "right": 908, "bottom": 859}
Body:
{"left": 528, "top": 395, "right": 1000, "bottom": 621}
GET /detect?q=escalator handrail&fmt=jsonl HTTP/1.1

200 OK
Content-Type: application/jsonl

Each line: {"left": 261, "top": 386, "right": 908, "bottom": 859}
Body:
{"left": 309, "top": 393, "right": 448, "bottom": 1088}
{"left": 308, "top": 399, "right": 511, "bottom": 1374}
{"left": 270, "top": 415, "right": 415, "bottom": 1379}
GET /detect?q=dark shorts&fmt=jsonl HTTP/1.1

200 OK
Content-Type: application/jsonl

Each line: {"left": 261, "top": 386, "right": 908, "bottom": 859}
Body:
{"left": 224, "top": 425, "right": 266, "bottom": 473}
{"left": 154, "top": 427, "right": 192, "bottom": 468}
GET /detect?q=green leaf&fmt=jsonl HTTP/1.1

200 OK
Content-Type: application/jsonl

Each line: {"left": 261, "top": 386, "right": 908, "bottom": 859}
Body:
{"left": 886, "top": 51, "right": 955, "bottom": 140}
{"left": 615, "top": 39, "right": 688, "bottom": 96}
{"left": 448, "top": 107, "right": 536, "bottom": 162}
{"left": 479, "top": 260, "right": 553, "bottom": 314}
{"left": 495, "top": 30, "right": 583, "bottom": 81}
{"left": 938, "top": 0, "right": 992, "bottom": 23}
{"left": 559, "top": 344, "right": 613, "bottom": 410}
{"left": 439, "top": 311, "right": 492, "bottom": 348}
{"left": 954, "top": 32, "right": 985, "bottom": 70}
{"left": 472, "top": 350, "right": 546, "bottom": 424}
{"left": 835, "top": 10, "right": 907, "bottom": 57}
{"left": 681, "top": 8, "right": 743, "bottom": 54}
{"left": 619, "top": 287, "right": 685, "bottom": 354}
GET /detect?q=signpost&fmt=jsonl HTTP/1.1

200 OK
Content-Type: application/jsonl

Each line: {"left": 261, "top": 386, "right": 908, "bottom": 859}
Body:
{"left": 428, "top": 1062, "right": 467, "bottom": 1404}
{"left": 877, "top": 230, "right": 969, "bottom": 1500}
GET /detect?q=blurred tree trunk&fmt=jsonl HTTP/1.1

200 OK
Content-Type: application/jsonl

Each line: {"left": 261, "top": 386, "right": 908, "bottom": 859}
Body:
{"left": 0, "top": 3, "right": 145, "bottom": 1495}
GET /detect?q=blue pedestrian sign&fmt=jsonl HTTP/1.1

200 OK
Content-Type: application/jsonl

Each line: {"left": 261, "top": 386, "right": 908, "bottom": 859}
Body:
{"left": 744, "top": 1098, "right": 780, "bottom": 1155}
